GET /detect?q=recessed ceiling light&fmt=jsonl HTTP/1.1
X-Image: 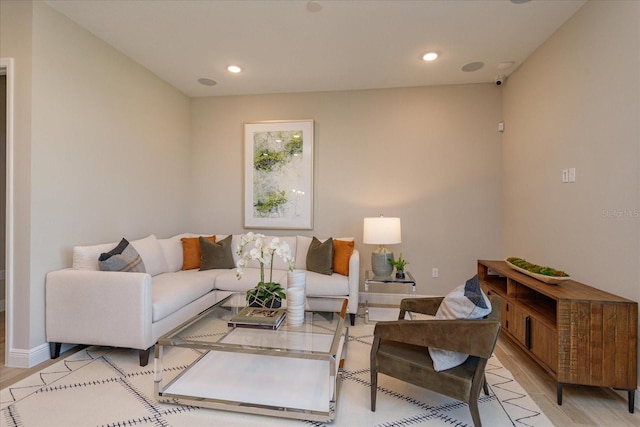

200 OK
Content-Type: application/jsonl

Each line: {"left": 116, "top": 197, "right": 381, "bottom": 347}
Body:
{"left": 461, "top": 61, "right": 485, "bottom": 72}
{"left": 306, "top": 1, "right": 322, "bottom": 13}
{"left": 422, "top": 52, "right": 438, "bottom": 62}
{"left": 197, "top": 78, "right": 217, "bottom": 86}
{"left": 227, "top": 65, "right": 242, "bottom": 73}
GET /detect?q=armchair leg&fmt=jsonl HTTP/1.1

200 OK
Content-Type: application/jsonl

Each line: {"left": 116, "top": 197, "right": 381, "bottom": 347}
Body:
{"left": 469, "top": 398, "right": 482, "bottom": 427}
{"left": 370, "top": 367, "right": 377, "bottom": 411}
{"left": 370, "top": 336, "right": 381, "bottom": 412}
{"left": 350, "top": 313, "right": 356, "bottom": 326}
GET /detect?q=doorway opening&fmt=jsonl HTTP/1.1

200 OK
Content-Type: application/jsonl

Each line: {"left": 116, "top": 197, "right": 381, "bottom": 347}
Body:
{"left": 0, "top": 57, "right": 14, "bottom": 367}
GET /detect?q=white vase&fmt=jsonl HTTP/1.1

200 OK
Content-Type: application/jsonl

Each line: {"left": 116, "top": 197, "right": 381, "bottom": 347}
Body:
{"left": 287, "top": 270, "right": 306, "bottom": 289}
{"left": 287, "top": 286, "right": 305, "bottom": 326}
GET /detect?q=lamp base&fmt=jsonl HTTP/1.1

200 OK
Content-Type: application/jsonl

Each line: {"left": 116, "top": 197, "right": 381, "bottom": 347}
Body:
{"left": 371, "top": 252, "right": 394, "bottom": 277}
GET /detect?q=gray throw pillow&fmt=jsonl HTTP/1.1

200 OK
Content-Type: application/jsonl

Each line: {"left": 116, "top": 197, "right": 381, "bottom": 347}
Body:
{"left": 200, "top": 235, "right": 235, "bottom": 270}
{"left": 98, "top": 238, "right": 146, "bottom": 273}
{"left": 306, "top": 237, "right": 334, "bottom": 275}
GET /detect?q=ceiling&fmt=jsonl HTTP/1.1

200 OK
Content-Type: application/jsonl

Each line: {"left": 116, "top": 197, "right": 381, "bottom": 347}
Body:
{"left": 45, "top": 0, "right": 586, "bottom": 98}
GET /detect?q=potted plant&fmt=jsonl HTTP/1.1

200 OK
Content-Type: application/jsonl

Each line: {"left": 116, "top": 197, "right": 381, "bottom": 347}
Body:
{"left": 236, "top": 233, "right": 294, "bottom": 308}
{"left": 245, "top": 281, "right": 287, "bottom": 308}
{"left": 389, "top": 253, "right": 409, "bottom": 279}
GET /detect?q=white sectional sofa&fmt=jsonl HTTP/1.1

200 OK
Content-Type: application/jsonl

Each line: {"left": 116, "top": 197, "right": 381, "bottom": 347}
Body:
{"left": 45, "top": 234, "right": 359, "bottom": 366}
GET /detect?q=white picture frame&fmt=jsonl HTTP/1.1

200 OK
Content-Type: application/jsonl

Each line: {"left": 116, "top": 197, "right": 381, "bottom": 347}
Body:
{"left": 244, "top": 120, "right": 314, "bottom": 229}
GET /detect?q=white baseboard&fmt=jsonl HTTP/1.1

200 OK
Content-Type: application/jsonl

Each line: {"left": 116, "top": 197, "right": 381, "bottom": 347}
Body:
{"left": 5, "top": 342, "right": 50, "bottom": 368}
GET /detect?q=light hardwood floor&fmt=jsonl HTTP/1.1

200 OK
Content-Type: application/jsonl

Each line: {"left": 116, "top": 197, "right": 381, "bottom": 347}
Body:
{"left": 1, "top": 314, "right": 638, "bottom": 425}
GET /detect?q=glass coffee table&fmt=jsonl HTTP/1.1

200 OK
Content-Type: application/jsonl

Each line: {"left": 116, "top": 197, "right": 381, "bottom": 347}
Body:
{"left": 154, "top": 293, "right": 348, "bottom": 422}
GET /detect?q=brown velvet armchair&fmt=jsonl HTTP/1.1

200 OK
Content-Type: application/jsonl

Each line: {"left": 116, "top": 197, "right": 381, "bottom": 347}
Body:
{"left": 370, "top": 295, "right": 502, "bottom": 427}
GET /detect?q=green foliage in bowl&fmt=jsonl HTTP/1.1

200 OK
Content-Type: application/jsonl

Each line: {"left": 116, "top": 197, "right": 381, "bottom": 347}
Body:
{"left": 507, "top": 257, "right": 569, "bottom": 278}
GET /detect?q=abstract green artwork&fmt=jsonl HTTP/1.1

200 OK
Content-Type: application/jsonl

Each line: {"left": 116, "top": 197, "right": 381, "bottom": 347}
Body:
{"left": 244, "top": 120, "right": 313, "bottom": 229}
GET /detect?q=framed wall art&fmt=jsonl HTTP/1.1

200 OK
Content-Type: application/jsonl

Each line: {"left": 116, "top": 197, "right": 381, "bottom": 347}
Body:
{"left": 244, "top": 120, "right": 314, "bottom": 229}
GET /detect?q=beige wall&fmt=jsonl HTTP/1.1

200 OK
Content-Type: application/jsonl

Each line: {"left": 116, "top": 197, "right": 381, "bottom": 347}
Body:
{"left": 1, "top": 1, "right": 192, "bottom": 360}
{"left": 503, "top": 0, "right": 639, "bottom": 300}
{"left": 190, "top": 84, "right": 504, "bottom": 294}
{"left": 503, "top": 0, "right": 639, "bottom": 385}
{"left": 0, "top": 0, "right": 35, "bottom": 361}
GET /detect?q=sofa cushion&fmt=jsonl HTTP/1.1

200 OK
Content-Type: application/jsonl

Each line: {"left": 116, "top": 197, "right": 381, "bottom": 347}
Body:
{"left": 200, "top": 235, "right": 235, "bottom": 270}
{"left": 294, "top": 236, "right": 313, "bottom": 270}
{"left": 130, "top": 235, "right": 170, "bottom": 276}
{"left": 98, "top": 238, "right": 146, "bottom": 273}
{"left": 213, "top": 268, "right": 288, "bottom": 293}
{"left": 74, "top": 241, "right": 120, "bottom": 270}
{"left": 307, "top": 237, "right": 334, "bottom": 275}
{"left": 295, "top": 236, "right": 354, "bottom": 272}
{"left": 429, "top": 275, "right": 492, "bottom": 371}
{"left": 181, "top": 235, "right": 216, "bottom": 270}
{"left": 304, "top": 270, "right": 350, "bottom": 296}
{"left": 233, "top": 234, "right": 296, "bottom": 271}
{"left": 73, "top": 235, "right": 168, "bottom": 275}
{"left": 158, "top": 233, "right": 197, "bottom": 272}
{"left": 333, "top": 239, "right": 354, "bottom": 276}
{"left": 151, "top": 270, "right": 218, "bottom": 322}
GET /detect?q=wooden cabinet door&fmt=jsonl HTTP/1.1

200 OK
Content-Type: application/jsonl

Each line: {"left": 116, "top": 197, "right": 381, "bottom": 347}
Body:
{"left": 530, "top": 317, "right": 558, "bottom": 374}
{"left": 505, "top": 302, "right": 528, "bottom": 346}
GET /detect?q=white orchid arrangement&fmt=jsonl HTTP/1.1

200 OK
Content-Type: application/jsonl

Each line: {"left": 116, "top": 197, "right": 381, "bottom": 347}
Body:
{"left": 236, "top": 232, "right": 294, "bottom": 284}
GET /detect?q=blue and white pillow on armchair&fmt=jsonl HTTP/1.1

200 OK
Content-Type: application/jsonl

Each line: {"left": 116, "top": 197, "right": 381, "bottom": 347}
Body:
{"left": 428, "top": 275, "right": 492, "bottom": 371}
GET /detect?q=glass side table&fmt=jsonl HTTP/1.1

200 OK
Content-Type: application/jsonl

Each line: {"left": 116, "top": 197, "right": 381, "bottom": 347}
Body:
{"left": 362, "top": 270, "right": 416, "bottom": 323}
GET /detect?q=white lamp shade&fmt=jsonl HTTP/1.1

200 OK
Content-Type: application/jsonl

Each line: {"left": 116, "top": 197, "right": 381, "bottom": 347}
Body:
{"left": 363, "top": 217, "right": 402, "bottom": 245}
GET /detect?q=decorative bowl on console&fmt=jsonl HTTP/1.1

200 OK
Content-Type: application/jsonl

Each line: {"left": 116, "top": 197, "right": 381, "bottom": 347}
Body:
{"left": 505, "top": 257, "right": 571, "bottom": 285}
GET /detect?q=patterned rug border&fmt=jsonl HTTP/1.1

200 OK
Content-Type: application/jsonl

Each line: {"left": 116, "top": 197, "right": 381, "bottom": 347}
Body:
{"left": 1, "top": 324, "right": 554, "bottom": 427}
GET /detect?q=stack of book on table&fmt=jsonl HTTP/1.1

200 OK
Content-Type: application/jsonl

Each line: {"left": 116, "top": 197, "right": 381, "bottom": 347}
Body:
{"left": 228, "top": 306, "right": 287, "bottom": 330}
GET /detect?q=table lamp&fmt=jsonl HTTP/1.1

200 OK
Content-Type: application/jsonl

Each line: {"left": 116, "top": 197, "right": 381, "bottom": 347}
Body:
{"left": 363, "top": 216, "right": 401, "bottom": 276}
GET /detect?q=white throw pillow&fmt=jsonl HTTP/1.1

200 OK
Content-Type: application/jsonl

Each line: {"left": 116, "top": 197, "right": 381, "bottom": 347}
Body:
{"left": 73, "top": 241, "right": 119, "bottom": 270}
{"left": 428, "top": 275, "right": 492, "bottom": 372}
{"left": 158, "top": 233, "right": 196, "bottom": 272}
{"left": 294, "top": 236, "right": 313, "bottom": 270}
{"left": 130, "top": 235, "right": 170, "bottom": 276}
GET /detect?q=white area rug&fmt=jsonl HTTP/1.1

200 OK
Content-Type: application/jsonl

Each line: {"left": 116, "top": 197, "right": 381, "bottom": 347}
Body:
{"left": 1, "top": 321, "right": 554, "bottom": 427}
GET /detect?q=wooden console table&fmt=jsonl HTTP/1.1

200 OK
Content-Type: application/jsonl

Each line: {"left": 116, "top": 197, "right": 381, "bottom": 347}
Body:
{"left": 478, "top": 259, "right": 637, "bottom": 412}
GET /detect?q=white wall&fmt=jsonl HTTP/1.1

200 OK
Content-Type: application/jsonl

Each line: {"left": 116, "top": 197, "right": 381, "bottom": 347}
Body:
{"left": 1, "top": 1, "right": 192, "bottom": 364}
{"left": 190, "top": 84, "right": 504, "bottom": 295}
{"left": 503, "top": 0, "right": 640, "bottom": 389}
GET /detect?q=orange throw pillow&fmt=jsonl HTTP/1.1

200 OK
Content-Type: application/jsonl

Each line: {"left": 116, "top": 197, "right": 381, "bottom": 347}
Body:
{"left": 181, "top": 235, "right": 216, "bottom": 270}
{"left": 333, "top": 239, "right": 354, "bottom": 276}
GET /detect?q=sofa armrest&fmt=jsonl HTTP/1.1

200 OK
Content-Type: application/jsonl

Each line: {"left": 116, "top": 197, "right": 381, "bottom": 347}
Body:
{"left": 347, "top": 249, "right": 360, "bottom": 316}
{"left": 46, "top": 269, "right": 154, "bottom": 350}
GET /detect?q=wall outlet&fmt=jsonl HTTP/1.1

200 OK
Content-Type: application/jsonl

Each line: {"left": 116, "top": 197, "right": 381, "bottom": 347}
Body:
{"left": 432, "top": 268, "right": 439, "bottom": 278}
{"left": 562, "top": 169, "right": 569, "bottom": 183}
